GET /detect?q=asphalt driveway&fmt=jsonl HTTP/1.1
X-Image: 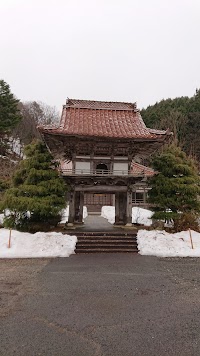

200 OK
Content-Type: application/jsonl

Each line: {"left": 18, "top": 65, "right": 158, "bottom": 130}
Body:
{"left": 1, "top": 254, "right": 200, "bottom": 356}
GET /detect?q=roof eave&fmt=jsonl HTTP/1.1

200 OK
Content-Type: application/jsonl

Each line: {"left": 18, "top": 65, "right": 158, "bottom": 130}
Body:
{"left": 39, "top": 129, "right": 170, "bottom": 142}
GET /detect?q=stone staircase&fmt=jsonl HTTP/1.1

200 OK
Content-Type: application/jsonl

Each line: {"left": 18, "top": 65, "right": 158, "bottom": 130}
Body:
{"left": 68, "top": 231, "right": 138, "bottom": 253}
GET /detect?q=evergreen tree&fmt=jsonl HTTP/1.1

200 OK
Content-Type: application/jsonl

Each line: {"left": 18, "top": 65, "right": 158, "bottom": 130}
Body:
{"left": 2, "top": 140, "right": 67, "bottom": 231}
{"left": 0, "top": 80, "right": 21, "bottom": 134}
{"left": 141, "top": 89, "right": 200, "bottom": 163}
{"left": 0, "top": 179, "right": 9, "bottom": 209}
{"left": 149, "top": 144, "right": 200, "bottom": 230}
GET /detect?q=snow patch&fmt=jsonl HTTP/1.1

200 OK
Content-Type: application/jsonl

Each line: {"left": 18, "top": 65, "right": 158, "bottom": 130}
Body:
{"left": 101, "top": 206, "right": 153, "bottom": 226}
{"left": 60, "top": 206, "right": 88, "bottom": 224}
{"left": 101, "top": 206, "right": 115, "bottom": 224}
{"left": 137, "top": 229, "right": 200, "bottom": 257}
{"left": 0, "top": 214, "right": 4, "bottom": 225}
{"left": 132, "top": 207, "right": 153, "bottom": 226}
{"left": 8, "top": 137, "right": 23, "bottom": 157}
{"left": 0, "top": 229, "right": 77, "bottom": 258}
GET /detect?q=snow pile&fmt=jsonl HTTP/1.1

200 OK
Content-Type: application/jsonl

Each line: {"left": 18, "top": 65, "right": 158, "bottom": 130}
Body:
{"left": 60, "top": 206, "right": 69, "bottom": 224}
{"left": 0, "top": 214, "right": 4, "bottom": 225}
{"left": 0, "top": 229, "right": 77, "bottom": 258}
{"left": 60, "top": 206, "right": 88, "bottom": 224}
{"left": 137, "top": 229, "right": 200, "bottom": 257}
{"left": 101, "top": 206, "right": 115, "bottom": 224}
{"left": 132, "top": 207, "right": 153, "bottom": 226}
{"left": 8, "top": 137, "right": 23, "bottom": 157}
{"left": 101, "top": 206, "right": 153, "bottom": 226}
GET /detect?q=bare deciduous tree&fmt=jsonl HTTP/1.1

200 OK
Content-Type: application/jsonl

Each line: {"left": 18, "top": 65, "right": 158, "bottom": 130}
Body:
{"left": 155, "top": 110, "right": 187, "bottom": 147}
{"left": 13, "top": 101, "right": 60, "bottom": 146}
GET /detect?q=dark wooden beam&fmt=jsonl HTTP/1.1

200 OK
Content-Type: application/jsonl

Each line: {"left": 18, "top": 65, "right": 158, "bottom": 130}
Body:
{"left": 75, "top": 185, "right": 127, "bottom": 192}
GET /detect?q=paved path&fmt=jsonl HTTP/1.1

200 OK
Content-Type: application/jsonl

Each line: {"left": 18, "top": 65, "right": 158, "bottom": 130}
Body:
{"left": 77, "top": 215, "right": 123, "bottom": 232}
{"left": 1, "top": 255, "right": 200, "bottom": 355}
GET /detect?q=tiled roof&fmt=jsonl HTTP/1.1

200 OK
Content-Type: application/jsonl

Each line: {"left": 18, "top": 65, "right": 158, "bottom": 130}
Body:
{"left": 131, "top": 162, "right": 155, "bottom": 177}
{"left": 39, "top": 99, "right": 171, "bottom": 140}
{"left": 66, "top": 98, "right": 136, "bottom": 110}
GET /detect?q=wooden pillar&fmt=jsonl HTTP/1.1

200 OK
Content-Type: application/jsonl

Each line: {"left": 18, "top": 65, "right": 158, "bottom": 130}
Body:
{"left": 115, "top": 192, "right": 120, "bottom": 224}
{"left": 116, "top": 192, "right": 127, "bottom": 225}
{"left": 126, "top": 190, "right": 132, "bottom": 225}
{"left": 90, "top": 149, "right": 94, "bottom": 174}
{"left": 74, "top": 192, "right": 80, "bottom": 223}
{"left": 79, "top": 192, "right": 84, "bottom": 223}
{"left": 121, "top": 192, "right": 127, "bottom": 225}
{"left": 72, "top": 153, "right": 76, "bottom": 174}
{"left": 68, "top": 191, "right": 75, "bottom": 224}
{"left": 143, "top": 187, "right": 146, "bottom": 205}
{"left": 110, "top": 153, "right": 114, "bottom": 174}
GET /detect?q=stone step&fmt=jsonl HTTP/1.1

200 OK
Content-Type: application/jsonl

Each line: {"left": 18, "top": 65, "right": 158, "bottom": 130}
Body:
{"left": 75, "top": 236, "right": 137, "bottom": 240}
{"left": 76, "top": 244, "right": 137, "bottom": 249}
{"left": 74, "top": 231, "right": 138, "bottom": 253}
{"left": 77, "top": 239, "right": 137, "bottom": 244}
{"left": 77, "top": 236, "right": 137, "bottom": 241}
{"left": 67, "top": 232, "right": 137, "bottom": 237}
{"left": 76, "top": 248, "right": 138, "bottom": 253}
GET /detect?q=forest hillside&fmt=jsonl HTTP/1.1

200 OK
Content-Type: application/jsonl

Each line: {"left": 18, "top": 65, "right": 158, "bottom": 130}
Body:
{"left": 141, "top": 90, "right": 200, "bottom": 163}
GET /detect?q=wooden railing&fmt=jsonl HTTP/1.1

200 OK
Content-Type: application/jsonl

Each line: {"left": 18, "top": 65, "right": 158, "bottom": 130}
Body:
{"left": 60, "top": 168, "right": 147, "bottom": 177}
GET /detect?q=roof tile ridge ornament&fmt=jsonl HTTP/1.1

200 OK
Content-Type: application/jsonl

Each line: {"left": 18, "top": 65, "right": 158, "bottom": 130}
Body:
{"left": 66, "top": 98, "right": 74, "bottom": 107}
{"left": 65, "top": 98, "right": 137, "bottom": 111}
{"left": 133, "top": 102, "right": 138, "bottom": 112}
{"left": 147, "top": 127, "right": 173, "bottom": 136}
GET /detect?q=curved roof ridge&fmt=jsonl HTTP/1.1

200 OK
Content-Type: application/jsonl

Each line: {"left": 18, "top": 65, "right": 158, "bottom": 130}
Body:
{"left": 66, "top": 98, "right": 137, "bottom": 110}
{"left": 38, "top": 98, "right": 172, "bottom": 140}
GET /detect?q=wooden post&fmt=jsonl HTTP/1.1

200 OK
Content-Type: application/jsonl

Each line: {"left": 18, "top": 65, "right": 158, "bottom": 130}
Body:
{"left": 74, "top": 192, "right": 81, "bottom": 223}
{"left": 110, "top": 153, "right": 114, "bottom": 174}
{"left": 143, "top": 187, "right": 146, "bottom": 205}
{"left": 126, "top": 191, "right": 132, "bottom": 225}
{"left": 79, "top": 192, "right": 84, "bottom": 223}
{"left": 116, "top": 192, "right": 127, "bottom": 225}
{"left": 90, "top": 150, "right": 94, "bottom": 174}
{"left": 189, "top": 228, "right": 194, "bottom": 249}
{"left": 119, "top": 193, "right": 123, "bottom": 224}
{"left": 115, "top": 192, "right": 120, "bottom": 224}
{"left": 68, "top": 191, "right": 75, "bottom": 224}
{"left": 72, "top": 153, "right": 76, "bottom": 174}
{"left": 8, "top": 229, "right": 12, "bottom": 248}
{"left": 123, "top": 193, "right": 126, "bottom": 224}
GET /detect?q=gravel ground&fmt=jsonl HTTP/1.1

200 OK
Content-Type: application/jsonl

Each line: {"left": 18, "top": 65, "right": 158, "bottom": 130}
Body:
{"left": 1, "top": 255, "right": 200, "bottom": 355}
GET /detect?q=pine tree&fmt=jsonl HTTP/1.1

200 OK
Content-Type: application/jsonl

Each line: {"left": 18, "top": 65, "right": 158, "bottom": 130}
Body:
{"left": 2, "top": 140, "right": 67, "bottom": 231}
{"left": 0, "top": 80, "right": 21, "bottom": 134}
{"left": 149, "top": 144, "right": 200, "bottom": 230}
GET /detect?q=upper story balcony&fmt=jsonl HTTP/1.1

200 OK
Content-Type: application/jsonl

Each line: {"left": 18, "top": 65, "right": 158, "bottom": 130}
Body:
{"left": 60, "top": 168, "right": 149, "bottom": 177}
{"left": 59, "top": 160, "right": 155, "bottom": 178}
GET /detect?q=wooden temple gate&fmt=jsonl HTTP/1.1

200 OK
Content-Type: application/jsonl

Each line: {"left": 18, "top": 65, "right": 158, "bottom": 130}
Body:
{"left": 39, "top": 98, "right": 171, "bottom": 226}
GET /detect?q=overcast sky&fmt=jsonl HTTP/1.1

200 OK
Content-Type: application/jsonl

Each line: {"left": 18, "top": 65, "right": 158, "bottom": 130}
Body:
{"left": 1, "top": 0, "right": 200, "bottom": 111}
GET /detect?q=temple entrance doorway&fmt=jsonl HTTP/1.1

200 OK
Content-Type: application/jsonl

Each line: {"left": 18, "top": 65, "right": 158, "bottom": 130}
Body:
{"left": 84, "top": 193, "right": 114, "bottom": 214}
{"left": 95, "top": 163, "right": 109, "bottom": 174}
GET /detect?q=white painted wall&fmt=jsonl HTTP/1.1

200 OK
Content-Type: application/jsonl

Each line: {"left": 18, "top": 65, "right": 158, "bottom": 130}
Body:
{"left": 113, "top": 162, "right": 128, "bottom": 175}
{"left": 114, "top": 156, "right": 128, "bottom": 160}
{"left": 75, "top": 161, "right": 90, "bottom": 174}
